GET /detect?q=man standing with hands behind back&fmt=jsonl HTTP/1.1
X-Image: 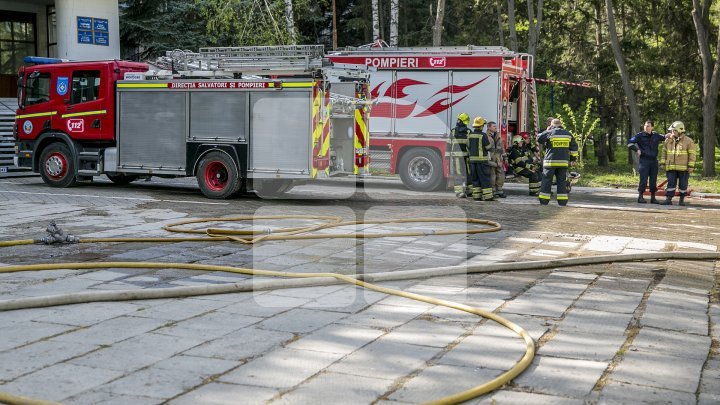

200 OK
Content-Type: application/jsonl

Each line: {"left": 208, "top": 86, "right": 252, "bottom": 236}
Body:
{"left": 627, "top": 120, "right": 666, "bottom": 204}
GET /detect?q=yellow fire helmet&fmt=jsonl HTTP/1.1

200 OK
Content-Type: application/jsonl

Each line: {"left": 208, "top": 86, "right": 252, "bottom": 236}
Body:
{"left": 668, "top": 121, "right": 685, "bottom": 133}
{"left": 512, "top": 135, "right": 523, "bottom": 144}
{"left": 472, "top": 116, "right": 486, "bottom": 128}
{"left": 457, "top": 112, "right": 470, "bottom": 125}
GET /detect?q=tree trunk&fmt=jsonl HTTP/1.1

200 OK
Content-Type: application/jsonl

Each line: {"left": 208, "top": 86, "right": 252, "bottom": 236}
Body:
{"left": 432, "top": 0, "right": 446, "bottom": 46}
{"left": 507, "top": 0, "right": 518, "bottom": 52}
{"left": 605, "top": 0, "right": 641, "bottom": 158}
{"left": 526, "top": 0, "right": 544, "bottom": 57}
{"left": 389, "top": 0, "right": 399, "bottom": 47}
{"left": 372, "top": 0, "right": 380, "bottom": 41}
{"left": 594, "top": 0, "right": 609, "bottom": 167}
{"left": 284, "top": 0, "right": 296, "bottom": 44}
{"left": 496, "top": 0, "right": 504, "bottom": 47}
{"left": 692, "top": 0, "right": 720, "bottom": 177}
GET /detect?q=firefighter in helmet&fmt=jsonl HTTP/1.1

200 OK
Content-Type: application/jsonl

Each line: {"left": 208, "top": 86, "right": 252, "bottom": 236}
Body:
{"left": 537, "top": 118, "right": 579, "bottom": 206}
{"left": 447, "top": 112, "right": 472, "bottom": 197}
{"left": 508, "top": 132, "right": 541, "bottom": 195}
{"left": 468, "top": 116, "right": 494, "bottom": 201}
{"left": 660, "top": 121, "right": 696, "bottom": 206}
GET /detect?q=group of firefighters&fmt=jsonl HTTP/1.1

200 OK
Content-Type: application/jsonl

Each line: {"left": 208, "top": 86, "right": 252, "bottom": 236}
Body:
{"left": 449, "top": 113, "right": 578, "bottom": 205}
{"left": 448, "top": 114, "right": 696, "bottom": 207}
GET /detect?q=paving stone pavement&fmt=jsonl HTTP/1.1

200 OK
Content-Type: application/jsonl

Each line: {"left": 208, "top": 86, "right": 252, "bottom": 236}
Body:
{"left": 0, "top": 176, "right": 718, "bottom": 404}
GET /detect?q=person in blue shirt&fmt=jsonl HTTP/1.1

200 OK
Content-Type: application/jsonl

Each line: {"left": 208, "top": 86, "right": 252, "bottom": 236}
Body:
{"left": 627, "top": 120, "right": 668, "bottom": 204}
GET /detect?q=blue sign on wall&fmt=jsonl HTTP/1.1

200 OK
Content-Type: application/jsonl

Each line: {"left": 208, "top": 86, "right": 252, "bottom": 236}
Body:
{"left": 93, "top": 18, "right": 108, "bottom": 32}
{"left": 77, "top": 17, "right": 92, "bottom": 30}
{"left": 94, "top": 32, "right": 109, "bottom": 46}
{"left": 78, "top": 30, "right": 93, "bottom": 44}
{"left": 77, "top": 16, "right": 110, "bottom": 46}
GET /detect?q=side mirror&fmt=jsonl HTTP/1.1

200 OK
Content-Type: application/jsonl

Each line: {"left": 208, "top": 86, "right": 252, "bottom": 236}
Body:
{"left": 16, "top": 76, "right": 24, "bottom": 110}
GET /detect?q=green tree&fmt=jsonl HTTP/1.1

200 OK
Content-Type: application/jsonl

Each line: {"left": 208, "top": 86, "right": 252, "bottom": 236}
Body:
{"left": 120, "top": 0, "right": 218, "bottom": 60}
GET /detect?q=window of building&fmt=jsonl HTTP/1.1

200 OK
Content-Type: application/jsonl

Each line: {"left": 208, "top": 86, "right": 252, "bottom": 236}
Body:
{"left": 0, "top": 12, "right": 36, "bottom": 75}
{"left": 71, "top": 71, "right": 101, "bottom": 104}
{"left": 25, "top": 72, "right": 50, "bottom": 106}
{"left": 46, "top": 6, "right": 57, "bottom": 58}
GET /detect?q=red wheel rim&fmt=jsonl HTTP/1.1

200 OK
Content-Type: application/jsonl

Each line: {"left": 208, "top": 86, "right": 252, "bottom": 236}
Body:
{"left": 45, "top": 151, "right": 68, "bottom": 180}
{"left": 204, "top": 161, "right": 229, "bottom": 191}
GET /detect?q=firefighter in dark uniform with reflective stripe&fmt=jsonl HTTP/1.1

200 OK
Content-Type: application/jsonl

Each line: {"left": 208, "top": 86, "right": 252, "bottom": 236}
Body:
{"left": 537, "top": 119, "right": 578, "bottom": 206}
{"left": 447, "top": 112, "right": 472, "bottom": 197}
{"left": 467, "top": 116, "right": 495, "bottom": 201}
{"left": 508, "top": 132, "right": 541, "bottom": 196}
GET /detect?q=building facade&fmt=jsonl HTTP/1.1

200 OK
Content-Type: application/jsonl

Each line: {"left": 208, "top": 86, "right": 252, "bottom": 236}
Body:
{"left": 0, "top": 0, "right": 119, "bottom": 97}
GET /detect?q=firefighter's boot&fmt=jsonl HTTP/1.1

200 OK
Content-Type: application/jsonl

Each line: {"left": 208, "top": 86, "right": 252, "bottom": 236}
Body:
{"left": 650, "top": 192, "right": 660, "bottom": 204}
{"left": 637, "top": 193, "right": 647, "bottom": 204}
{"left": 679, "top": 195, "right": 686, "bottom": 206}
{"left": 660, "top": 196, "right": 673, "bottom": 206}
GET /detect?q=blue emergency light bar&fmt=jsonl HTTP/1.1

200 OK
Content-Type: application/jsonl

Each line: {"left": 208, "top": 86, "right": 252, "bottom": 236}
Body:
{"left": 24, "top": 56, "right": 64, "bottom": 65}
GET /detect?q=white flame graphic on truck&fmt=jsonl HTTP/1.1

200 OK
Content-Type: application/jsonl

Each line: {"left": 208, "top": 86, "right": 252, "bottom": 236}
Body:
{"left": 370, "top": 76, "right": 489, "bottom": 119}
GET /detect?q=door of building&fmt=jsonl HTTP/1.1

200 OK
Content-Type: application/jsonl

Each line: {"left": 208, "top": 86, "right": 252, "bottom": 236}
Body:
{"left": 0, "top": 11, "right": 36, "bottom": 97}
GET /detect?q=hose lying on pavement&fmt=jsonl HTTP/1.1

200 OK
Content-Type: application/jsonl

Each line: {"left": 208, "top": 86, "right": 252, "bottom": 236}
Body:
{"left": 0, "top": 217, "right": 719, "bottom": 405}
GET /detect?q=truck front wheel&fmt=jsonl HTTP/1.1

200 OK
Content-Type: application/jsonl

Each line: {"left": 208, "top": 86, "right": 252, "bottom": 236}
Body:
{"left": 196, "top": 151, "right": 241, "bottom": 199}
{"left": 398, "top": 148, "right": 444, "bottom": 191}
{"left": 39, "top": 143, "right": 77, "bottom": 188}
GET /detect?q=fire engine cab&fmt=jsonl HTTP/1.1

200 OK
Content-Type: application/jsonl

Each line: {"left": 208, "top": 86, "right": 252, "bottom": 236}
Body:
{"left": 328, "top": 46, "right": 534, "bottom": 191}
{"left": 13, "top": 46, "right": 371, "bottom": 199}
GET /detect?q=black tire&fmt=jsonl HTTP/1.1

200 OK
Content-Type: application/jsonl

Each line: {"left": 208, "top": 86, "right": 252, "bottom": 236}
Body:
{"left": 39, "top": 143, "right": 77, "bottom": 188}
{"left": 398, "top": 148, "right": 444, "bottom": 191}
{"left": 106, "top": 173, "right": 139, "bottom": 185}
{"left": 253, "top": 179, "right": 294, "bottom": 199}
{"left": 196, "top": 151, "right": 241, "bottom": 199}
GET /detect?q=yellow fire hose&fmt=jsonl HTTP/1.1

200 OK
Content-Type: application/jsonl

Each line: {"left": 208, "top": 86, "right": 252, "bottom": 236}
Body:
{"left": 1, "top": 216, "right": 719, "bottom": 405}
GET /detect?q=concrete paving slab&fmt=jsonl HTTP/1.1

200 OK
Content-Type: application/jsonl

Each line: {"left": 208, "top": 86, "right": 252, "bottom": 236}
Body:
{"left": 337, "top": 303, "right": 426, "bottom": 329}
{"left": 69, "top": 333, "right": 206, "bottom": 372}
{"left": 169, "top": 383, "right": 278, "bottom": 405}
{"left": 0, "top": 339, "right": 99, "bottom": 382}
{"left": 218, "top": 292, "right": 311, "bottom": 317}
{"left": 473, "top": 390, "right": 584, "bottom": 405}
{"left": 275, "top": 371, "right": 393, "bottom": 404}
{"left": 154, "top": 311, "right": 263, "bottom": 340}
{"left": 326, "top": 339, "right": 441, "bottom": 380}
{"left": 0, "top": 364, "right": 123, "bottom": 402}
{"left": 630, "top": 327, "right": 711, "bottom": 360}
{"left": 600, "top": 380, "right": 696, "bottom": 404}
{"left": 641, "top": 290, "right": 708, "bottom": 335}
{"left": 610, "top": 351, "right": 705, "bottom": 392}
{"left": 513, "top": 355, "right": 607, "bottom": 397}
{"left": 256, "top": 308, "right": 347, "bottom": 333}
{"left": 0, "top": 321, "right": 78, "bottom": 352}
{"left": 64, "top": 390, "right": 162, "bottom": 405}
{"left": 558, "top": 309, "right": 634, "bottom": 335}
{"left": 303, "top": 287, "right": 387, "bottom": 313}
{"left": 502, "top": 283, "right": 588, "bottom": 318}
{"left": 99, "top": 364, "right": 206, "bottom": 399}
{"left": 389, "top": 364, "right": 503, "bottom": 403}
{"left": 285, "top": 324, "right": 384, "bottom": 354}
{"left": 539, "top": 330, "right": 626, "bottom": 362}
{"left": 574, "top": 289, "right": 643, "bottom": 314}
{"left": 381, "top": 319, "right": 467, "bottom": 348}
{"left": 219, "top": 348, "right": 344, "bottom": 388}
{"left": 182, "top": 327, "right": 294, "bottom": 361}
{"left": 437, "top": 328, "right": 526, "bottom": 371}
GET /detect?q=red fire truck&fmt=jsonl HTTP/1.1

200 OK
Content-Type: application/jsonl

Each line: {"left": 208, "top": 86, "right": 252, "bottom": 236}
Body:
{"left": 328, "top": 46, "right": 535, "bottom": 191}
{"left": 13, "top": 46, "right": 371, "bottom": 199}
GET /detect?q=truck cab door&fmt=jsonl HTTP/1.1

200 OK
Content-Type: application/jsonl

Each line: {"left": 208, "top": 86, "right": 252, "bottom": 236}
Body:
{"left": 57, "top": 68, "right": 109, "bottom": 141}
{"left": 16, "top": 69, "right": 56, "bottom": 142}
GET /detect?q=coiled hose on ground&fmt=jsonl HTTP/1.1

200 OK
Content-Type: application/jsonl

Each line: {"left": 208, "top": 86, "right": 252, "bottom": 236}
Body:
{"left": 0, "top": 216, "right": 718, "bottom": 405}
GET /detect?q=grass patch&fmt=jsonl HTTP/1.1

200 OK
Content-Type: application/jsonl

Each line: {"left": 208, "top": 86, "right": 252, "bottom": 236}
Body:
{"left": 575, "top": 146, "right": 720, "bottom": 194}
